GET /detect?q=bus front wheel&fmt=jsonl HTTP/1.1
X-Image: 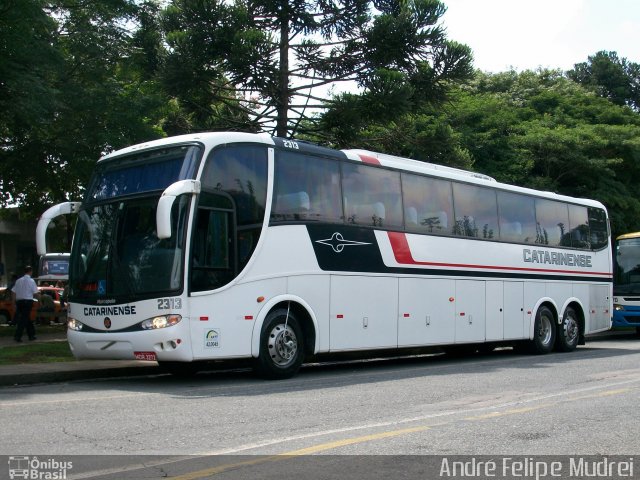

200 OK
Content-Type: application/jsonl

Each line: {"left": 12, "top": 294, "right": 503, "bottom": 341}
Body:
{"left": 528, "top": 306, "right": 556, "bottom": 354}
{"left": 556, "top": 306, "right": 579, "bottom": 352}
{"left": 255, "top": 308, "right": 304, "bottom": 380}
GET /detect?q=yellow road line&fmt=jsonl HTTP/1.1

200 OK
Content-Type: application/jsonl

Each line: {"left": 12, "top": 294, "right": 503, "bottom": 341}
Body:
{"left": 281, "top": 424, "right": 431, "bottom": 456}
{"left": 172, "top": 425, "right": 431, "bottom": 480}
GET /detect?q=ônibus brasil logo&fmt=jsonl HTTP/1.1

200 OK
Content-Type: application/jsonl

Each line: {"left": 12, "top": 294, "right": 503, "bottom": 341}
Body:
{"left": 8, "top": 456, "right": 72, "bottom": 480}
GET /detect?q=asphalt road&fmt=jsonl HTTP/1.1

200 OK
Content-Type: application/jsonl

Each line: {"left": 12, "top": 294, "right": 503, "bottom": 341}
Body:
{"left": 1, "top": 331, "right": 639, "bottom": 479}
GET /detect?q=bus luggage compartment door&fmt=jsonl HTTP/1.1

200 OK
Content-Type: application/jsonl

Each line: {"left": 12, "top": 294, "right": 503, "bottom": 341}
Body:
{"left": 329, "top": 275, "right": 398, "bottom": 351}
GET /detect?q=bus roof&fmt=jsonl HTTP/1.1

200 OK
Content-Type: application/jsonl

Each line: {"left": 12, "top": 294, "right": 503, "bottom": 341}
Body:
{"left": 616, "top": 232, "right": 640, "bottom": 241}
{"left": 99, "top": 132, "right": 607, "bottom": 211}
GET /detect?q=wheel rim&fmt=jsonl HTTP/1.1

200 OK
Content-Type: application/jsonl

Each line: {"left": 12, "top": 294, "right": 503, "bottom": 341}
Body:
{"left": 563, "top": 311, "right": 579, "bottom": 344}
{"left": 267, "top": 323, "right": 298, "bottom": 367}
{"left": 537, "top": 312, "right": 553, "bottom": 346}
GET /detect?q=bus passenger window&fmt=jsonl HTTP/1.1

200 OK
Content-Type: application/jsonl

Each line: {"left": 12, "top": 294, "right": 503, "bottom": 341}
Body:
{"left": 535, "top": 199, "right": 569, "bottom": 247}
{"left": 568, "top": 204, "right": 590, "bottom": 249}
{"left": 452, "top": 183, "right": 498, "bottom": 239}
{"left": 342, "top": 163, "right": 402, "bottom": 229}
{"left": 272, "top": 152, "right": 342, "bottom": 223}
{"left": 201, "top": 145, "right": 268, "bottom": 226}
{"left": 588, "top": 207, "right": 609, "bottom": 250}
{"left": 497, "top": 191, "right": 537, "bottom": 244}
{"left": 402, "top": 173, "right": 453, "bottom": 235}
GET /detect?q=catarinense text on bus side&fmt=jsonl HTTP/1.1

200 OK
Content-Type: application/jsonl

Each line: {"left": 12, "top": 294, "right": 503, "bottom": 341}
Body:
{"left": 523, "top": 249, "right": 592, "bottom": 268}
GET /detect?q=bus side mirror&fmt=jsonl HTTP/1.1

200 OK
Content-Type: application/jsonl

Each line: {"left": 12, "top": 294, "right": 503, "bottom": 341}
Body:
{"left": 36, "top": 201, "right": 82, "bottom": 255}
{"left": 157, "top": 180, "right": 201, "bottom": 239}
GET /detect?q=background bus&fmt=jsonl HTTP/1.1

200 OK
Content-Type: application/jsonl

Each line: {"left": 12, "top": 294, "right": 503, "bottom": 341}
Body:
{"left": 46, "top": 132, "right": 612, "bottom": 379}
{"left": 38, "top": 253, "right": 70, "bottom": 284}
{"left": 613, "top": 231, "right": 640, "bottom": 334}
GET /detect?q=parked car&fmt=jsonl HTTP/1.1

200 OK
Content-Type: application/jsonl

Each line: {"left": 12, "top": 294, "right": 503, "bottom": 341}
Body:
{"left": 0, "top": 286, "right": 65, "bottom": 324}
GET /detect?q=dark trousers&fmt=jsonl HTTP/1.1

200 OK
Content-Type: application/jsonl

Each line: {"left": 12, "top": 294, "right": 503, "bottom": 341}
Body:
{"left": 14, "top": 300, "right": 36, "bottom": 341}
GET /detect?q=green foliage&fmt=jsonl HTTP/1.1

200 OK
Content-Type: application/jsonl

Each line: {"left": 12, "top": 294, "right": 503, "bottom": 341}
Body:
{"left": 448, "top": 69, "right": 640, "bottom": 236}
{"left": 2, "top": 0, "right": 640, "bottom": 244}
{"left": 159, "top": 0, "right": 472, "bottom": 137}
{"left": 568, "top": 51, "right": 640, "bottom": 111}
{"left": 0, "top": 0, "right": 166, "bottom": 217}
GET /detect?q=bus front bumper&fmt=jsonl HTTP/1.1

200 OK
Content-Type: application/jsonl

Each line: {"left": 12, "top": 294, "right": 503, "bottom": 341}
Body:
{"left": 612, "top": 306, "right": 640, "bottom": 328}
{"left": 67, "top": 327, "right": 193, "bottom": 362}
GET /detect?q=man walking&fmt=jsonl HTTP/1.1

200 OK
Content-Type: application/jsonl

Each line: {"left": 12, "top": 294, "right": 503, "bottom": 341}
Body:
{"left": 11, "top": 266, "right": 39, "bottom": 342}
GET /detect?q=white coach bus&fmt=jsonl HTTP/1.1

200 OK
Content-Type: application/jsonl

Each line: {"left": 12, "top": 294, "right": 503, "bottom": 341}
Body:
{"left": 50, "top": 132, "right": 612, "bottom": 378}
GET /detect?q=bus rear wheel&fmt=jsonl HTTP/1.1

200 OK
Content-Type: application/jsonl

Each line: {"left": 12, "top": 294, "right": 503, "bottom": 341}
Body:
{"left": 528, "top": 306, "right": 556, "bottom": 354}
{"left": 556, "top": 306, "right": 579, "bottom": 352}
{"left": 254, "top": 308, "right": 304, "bottom": 380}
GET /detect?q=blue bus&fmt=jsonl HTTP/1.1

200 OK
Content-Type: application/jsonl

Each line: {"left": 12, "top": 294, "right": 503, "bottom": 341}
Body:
{"left": 613, "top": 232, "right": 640, "bottom": 333}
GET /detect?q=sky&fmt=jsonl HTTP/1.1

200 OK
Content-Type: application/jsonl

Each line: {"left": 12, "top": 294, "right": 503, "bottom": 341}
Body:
{"left": 441, "top": 0, "right": 640, "bottom": 73}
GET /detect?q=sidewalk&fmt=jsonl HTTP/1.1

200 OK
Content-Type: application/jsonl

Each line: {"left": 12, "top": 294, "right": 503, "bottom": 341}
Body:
{"left": 0, "top": 328, "right": 159, "bottom": 386}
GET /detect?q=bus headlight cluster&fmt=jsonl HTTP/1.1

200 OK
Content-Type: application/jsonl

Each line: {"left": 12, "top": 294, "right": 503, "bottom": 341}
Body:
{"left": 614, "top": 304, "right": 625, "bottom": 311}
{"left": 68, "top": 318, "right": 84, "bottom": 331}
{"left": 141, "top": 314, "right": 182, "bottom": 330}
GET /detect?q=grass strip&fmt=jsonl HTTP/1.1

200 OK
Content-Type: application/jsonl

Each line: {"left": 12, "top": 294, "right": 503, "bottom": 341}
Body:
{"left": 0, "top": 341, "right": 74, "bottom": 365}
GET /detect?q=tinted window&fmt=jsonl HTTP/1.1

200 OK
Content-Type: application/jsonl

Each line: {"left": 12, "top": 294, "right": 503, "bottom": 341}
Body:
{"left": 402, "top": 173, "right": 453, "bottom": 235}
{"left": 497, "top": 191, "right": 537, "bottom": 243}
{"left": 272, "top": 152, "right": 343, "bottom": 223}
{"left": 588, "top": 207, "right": 609, "bottom": 250}
{"left": 342, "top": 163, "right": 403, "bottom": 229}
{"left": 201, "top": 145, "right": 268, "bottom": 225}
{"left": 568, "top": 204, "right": 590, "bottom": 249}
{"left": 89, "top": 146, "right": 200, "bottom": 201}
{"left": 535, "top": 199, "right": 569, "bottom": 246}
{"left": 191, "top": 195, "right": 235, "bottom": 292}
{"left": 452, "top": 183, "right": 498, "bottom": 239}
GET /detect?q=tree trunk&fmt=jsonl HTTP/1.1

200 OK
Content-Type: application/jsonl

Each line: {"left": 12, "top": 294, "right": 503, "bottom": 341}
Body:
{"left": 276, "top": 6, "right": 289, "bottom": 138}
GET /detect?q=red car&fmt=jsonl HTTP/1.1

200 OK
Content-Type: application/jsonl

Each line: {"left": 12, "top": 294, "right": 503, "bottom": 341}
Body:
{"left": 0, "top": 286, "right": 65, "bottom": 324}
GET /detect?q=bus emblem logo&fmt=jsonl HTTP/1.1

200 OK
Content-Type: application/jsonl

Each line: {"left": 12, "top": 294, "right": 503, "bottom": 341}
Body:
{"left": 205, "top": 329, "right": 220, "bottom": 348}
{"left": 315, "top": 232, "right": 371, "bottom": 253}
{"left": 104, "top": 317, "right": 112, "bottom": 329}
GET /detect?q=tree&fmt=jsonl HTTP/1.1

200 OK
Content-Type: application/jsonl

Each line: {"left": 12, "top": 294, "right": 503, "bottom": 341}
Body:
{"left": 568, "top": 51, "right": 640, "bottom": 111}
{"left": 447, "top": 69, "right": 640, "bottom": 236}
{"left": 0, "top": 0, "right": 166, "bottom": 216}
{"left": 159, "top": 0, "right": 473, "bottom": 137}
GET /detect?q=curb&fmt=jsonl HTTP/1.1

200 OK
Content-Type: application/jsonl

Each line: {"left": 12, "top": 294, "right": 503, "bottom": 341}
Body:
{"left": 0, "top": 362, "right": 160, "bottom": 386}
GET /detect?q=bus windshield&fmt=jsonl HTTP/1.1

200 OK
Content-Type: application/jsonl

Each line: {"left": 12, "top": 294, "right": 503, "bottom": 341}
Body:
{"left": 615, "top": 237, "right": 640, "bottom": 295}
{"left": 69, "top": 145, "right": 200, "bottom": 302}
{"left": 70, "top": 195, "right": 190, "bottom": 302}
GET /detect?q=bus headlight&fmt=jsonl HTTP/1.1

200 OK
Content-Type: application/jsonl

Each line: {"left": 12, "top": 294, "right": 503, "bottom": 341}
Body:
{"left": 68, "top": 318, "right": 84, "bottom": 331}
{"left": 614, "top": 304, "right": 625, "bottom": 311}
{"left": 141, "top": 314, "right": 182, "bottom": 330}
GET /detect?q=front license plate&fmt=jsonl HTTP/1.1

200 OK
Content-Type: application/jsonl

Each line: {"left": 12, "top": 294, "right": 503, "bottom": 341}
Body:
{"left": 134, "top": 351, "right": 157, "bottom": 361}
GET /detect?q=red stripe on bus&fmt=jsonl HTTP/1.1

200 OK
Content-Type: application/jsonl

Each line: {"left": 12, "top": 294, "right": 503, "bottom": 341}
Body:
{"left": 387, "top": 231, "right": 612, "bottom": 277}
{"left": 359, "top": 154, "right": 380, "bottom": 165}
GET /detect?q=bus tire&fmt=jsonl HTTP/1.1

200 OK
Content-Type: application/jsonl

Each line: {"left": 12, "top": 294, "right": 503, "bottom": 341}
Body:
{"left": 556, "top": 306, "right": 579, "bottom": 352}
{"left": 528, "top": 305, "right": 556, "bottom": 354}
{"left": 255, "top": 308, "right": 304, "bottom": 380}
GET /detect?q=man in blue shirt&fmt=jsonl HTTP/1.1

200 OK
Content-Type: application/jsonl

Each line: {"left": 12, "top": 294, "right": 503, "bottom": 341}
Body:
{"left": 11, "top": 266, "right": 40, "bottom": 342}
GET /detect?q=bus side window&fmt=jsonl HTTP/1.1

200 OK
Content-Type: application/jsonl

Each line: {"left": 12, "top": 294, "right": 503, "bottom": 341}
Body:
{"left": 568, "top": 204, "right": 590, "bottom": 250}
{"left": 201, "top": 145, "right": 268, "bottom": 226}
{"left": 497, "top": 191, "right": 537, "bottom": 244}
{"left": 588, "top": 207, "right": 609, "bottom": 250}
{"left": 535, "top": 199, "right": 569, "bottom": 247}
{"left": 191, "top": 195, "right": 234, "bottom": 292}
{"left": 342, "top": 162, "right": 402, "bottom": 229}
{"left": 272, "top": 152, "right": 342, "bottom": 223}
{"left": 452, "top": 183, "right": 498, "bottom": 239}
{"left": 402, "top": 173, "right": 453, "bottom": 235}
